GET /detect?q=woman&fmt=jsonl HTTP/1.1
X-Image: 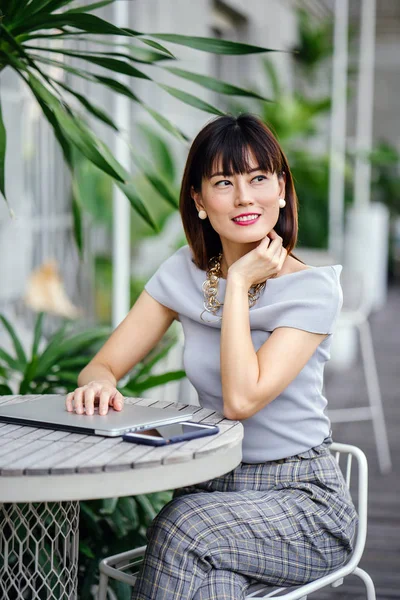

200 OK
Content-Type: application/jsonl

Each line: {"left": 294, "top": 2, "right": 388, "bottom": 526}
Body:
{"left": 67, "top": 114, "right": 357, "bottom": 599}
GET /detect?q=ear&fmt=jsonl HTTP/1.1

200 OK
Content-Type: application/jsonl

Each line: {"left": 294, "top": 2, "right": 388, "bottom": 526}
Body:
{"left": 278, "top": 171, "right": 286, "bottom": 197}
{"left": 190, "top": 185, "right": 205, "bottom": 213}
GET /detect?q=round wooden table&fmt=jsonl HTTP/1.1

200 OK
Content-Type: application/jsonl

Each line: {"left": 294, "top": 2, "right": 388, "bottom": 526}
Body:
{"left": 0, "top": 394, "right": 243, "bottom": 599}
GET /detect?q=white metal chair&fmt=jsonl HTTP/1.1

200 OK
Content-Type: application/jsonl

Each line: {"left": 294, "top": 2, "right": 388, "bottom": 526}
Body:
{"left": 327, "top": 271, "right": 391, "bottom": 474}
{"left": 97, "top": 442, "right": 376, "bottom": 600}
{"left": 297, "top": 248, "right": 391, "bottom": 474}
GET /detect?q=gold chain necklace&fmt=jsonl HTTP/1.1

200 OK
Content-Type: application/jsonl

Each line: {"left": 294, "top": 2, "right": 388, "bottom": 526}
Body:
{"left": 200, "top": 253, "right": 266, "bottom": 322}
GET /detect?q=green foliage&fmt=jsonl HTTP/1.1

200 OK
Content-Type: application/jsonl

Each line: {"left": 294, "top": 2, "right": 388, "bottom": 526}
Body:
{"left": 369, "top": 141, "right": 400, "bottom": 217}
{"left": 0, "top": 312, "right": 186, "bottom": 598}
{"left": 0, "top": 0, "right": 275, "bottom": 236}
{"left": 228, "top": 56, "right": 334, "bottom": 248}
{"left": 0, "top": 311, "right": 185, "bottom": 395}
{"left": 79, "top": 125, "right": 182, "bottom": 324}
{"left": 292, "top": 8, "right": 333, "bottom": 78}
{"left": 79, "top": 491, "right": 173, "bottom": 599}
{"left": 0, "top": 312, "right": 110, "bottom": 395}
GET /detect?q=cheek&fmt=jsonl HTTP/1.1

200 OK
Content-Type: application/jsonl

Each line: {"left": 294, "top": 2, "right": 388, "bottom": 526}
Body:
{"left": 204, "top": 195, "right": 226, "bottom": 216}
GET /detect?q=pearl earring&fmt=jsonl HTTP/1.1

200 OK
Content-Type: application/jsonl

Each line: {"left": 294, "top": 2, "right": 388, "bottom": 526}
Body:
{"left": 278, "top": 198, "right": 286, "bottom": 208}
{"left": 198, "top": 210, "right": 207, "bottom": 220}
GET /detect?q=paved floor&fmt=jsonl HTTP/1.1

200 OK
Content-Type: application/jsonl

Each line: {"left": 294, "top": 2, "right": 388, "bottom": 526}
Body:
{"left": 320, "top": 284, "right": 400, "bottom": 599}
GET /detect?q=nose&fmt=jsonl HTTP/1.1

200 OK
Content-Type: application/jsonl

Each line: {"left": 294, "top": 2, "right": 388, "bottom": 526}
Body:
{"left": 234, "top": 181, "right": 254, "bottom": 207}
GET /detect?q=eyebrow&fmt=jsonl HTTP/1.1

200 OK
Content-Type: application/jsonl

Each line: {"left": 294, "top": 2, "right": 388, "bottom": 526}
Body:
{"left": 209, "top": 167, "right": 263, "bottom": 178}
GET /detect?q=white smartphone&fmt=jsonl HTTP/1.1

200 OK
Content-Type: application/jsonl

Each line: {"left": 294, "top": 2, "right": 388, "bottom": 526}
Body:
{"left": 122, "top": 421, "right": 219, "bottom": 446}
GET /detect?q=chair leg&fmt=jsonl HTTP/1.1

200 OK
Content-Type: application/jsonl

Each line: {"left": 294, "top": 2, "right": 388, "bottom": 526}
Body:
{"left": 352, "top": 567, "right": 376, "bottom": 600}
{"left": 98, "top": 572, "right": 109, "bottom": 600}
{"left": 358, "top": 320, "right": 392, "bottom": 473}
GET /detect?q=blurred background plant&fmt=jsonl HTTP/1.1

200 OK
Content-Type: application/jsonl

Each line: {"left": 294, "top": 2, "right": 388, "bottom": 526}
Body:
{"left": 80, "top": 492, "right": 172, "bottom": 600}
{"left": 0, "top": 0, "right": 273, "bottom": 251}
{"left": 0, "top": 310, "right": 185, "bottom": 597}
{"left": 74, "top": 123, "right": 184, "bottom": 323}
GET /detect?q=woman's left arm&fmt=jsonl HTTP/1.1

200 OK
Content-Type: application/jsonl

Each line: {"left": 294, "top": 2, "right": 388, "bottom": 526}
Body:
{"left": 220, "top": 231, "right": 327, "bottom": 420}
{"left": 220, "top": 276, "right": 326, "bottom": 420}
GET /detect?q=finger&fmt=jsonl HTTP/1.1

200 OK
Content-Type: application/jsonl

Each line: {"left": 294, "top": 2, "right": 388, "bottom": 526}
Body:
{"left": 99, "top": 389, "right": 111, "bottom": 415}
{"left": 73, "top": 387, "right": 85, "bottom": 414}
{"left": 278, "top": 247, "right": 288, "bottom": 270}
{"left": 84, "top": 387, "right": 96, "bottom": 415}
{"left": 66, "top": 392, "right": 74, "bottom": 412}
{"left": 111, "top": 392, "right": 124, "bottom": 411}
{"left": 266, "top": 237, "right": 283, "bottom": 258}
{"left": 258, "top": 234, "right": 272, "bottom": 250}
{"left": 267, "top": 228, "right": 280, "bottom": 240}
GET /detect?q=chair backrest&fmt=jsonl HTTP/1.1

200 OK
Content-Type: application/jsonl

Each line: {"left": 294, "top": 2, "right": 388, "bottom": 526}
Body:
{"left": 329, "top": 442, "right": 368, "bottom": 569}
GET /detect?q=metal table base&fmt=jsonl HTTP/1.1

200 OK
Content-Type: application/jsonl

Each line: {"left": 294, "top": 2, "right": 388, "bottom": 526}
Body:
{"left": 0, "top": 501, "right": 80, "bottom": 600}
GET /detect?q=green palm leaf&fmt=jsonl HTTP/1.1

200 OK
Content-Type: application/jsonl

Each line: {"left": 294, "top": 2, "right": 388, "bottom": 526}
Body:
{"left": 164, "top": 67, "right": 269, "bottom": 100}
{"left": 159, "top": 85, "right": 225, "bottom": 116}
{"left": 66, "top": 0, "right": 114, "bottom": 14}
{"left": 150, "top": 34, "right": 280, "bottom": 55}
{"left": 0, "top": 0, "right": 281, "bottom": 237}
{"left": 54, "top": 79, "right": 119, "bottom": 131}
{"left": 25, "top": 46, "right": 152, "bottom": 79}
{"left": 131, "top": 152, "right": 178, "bottom": 209}
{"left": 31, "top": 312, "right": 45, "bottom": 357}
{"left": 0, "top": 315, "right": 27, "bottom": 365}
{"left": 11, "top": 12, "right": 141, "bottom": 38}
{"left": 116, "top": 180, "right": 159, "bottom": 232}
{"left": 122, "top": 370, "right": 186, "bottom": 394}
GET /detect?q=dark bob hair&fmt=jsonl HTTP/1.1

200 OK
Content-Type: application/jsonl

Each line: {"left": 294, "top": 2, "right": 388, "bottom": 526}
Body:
{"left": 179, "top": 113, "right": 299, "bottom": 271}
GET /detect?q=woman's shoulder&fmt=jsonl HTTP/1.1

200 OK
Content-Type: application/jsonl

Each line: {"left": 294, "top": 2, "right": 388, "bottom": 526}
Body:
{"left": 273, "top": 256, "right": 342, "bottom": 285}
{"left": 156, "top": 245, "right": 192, "bottom": 272}
{"left": 266, "top": 256, "right": 343, "bottom": 311}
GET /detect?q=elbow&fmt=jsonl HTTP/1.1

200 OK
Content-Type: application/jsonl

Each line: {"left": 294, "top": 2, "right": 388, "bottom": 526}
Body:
{"left": 223, "top": 397, "right": 250, "bottom": 421}
{"left": 223, "top": 389, "right": 277, "bottom": 421}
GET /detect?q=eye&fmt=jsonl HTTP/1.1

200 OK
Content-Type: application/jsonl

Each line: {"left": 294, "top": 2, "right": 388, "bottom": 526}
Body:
{"left": 215, "top": 179, "right": 232, "bottom": 187}
{"left": 251, "top": 175, "right": 268, "bottom": 183}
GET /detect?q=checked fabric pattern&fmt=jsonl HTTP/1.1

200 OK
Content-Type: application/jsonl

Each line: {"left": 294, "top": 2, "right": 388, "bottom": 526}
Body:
{"left": 132, "top": 442, "right": 358, "bottom": 600}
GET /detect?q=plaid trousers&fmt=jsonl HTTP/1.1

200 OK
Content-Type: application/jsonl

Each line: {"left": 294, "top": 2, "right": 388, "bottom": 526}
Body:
{"left": 131, "top": 440, "right": 358, "bottom": 600}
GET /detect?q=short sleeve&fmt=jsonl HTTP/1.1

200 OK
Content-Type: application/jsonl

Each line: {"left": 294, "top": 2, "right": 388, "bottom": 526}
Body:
{"left": 144, "top": 246, "right": 195, "bottom": 315}
{"left": 265, "top": 266, "right": 343, "bottom": 335}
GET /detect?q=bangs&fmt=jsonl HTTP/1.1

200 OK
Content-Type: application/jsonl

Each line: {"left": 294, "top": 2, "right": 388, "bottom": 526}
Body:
{"left": 199, "top": 122, "right": 283, "bottom": 183}
{"left": 180, "top": 113, "right": 298, "bottom": 270}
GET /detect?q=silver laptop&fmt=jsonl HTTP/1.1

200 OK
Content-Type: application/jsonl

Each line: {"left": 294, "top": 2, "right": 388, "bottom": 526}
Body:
{"left": 0, "top": 395, "right": 194, "bottom": 437}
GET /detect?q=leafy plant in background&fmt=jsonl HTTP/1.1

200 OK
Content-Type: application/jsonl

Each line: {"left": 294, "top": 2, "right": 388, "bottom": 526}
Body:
{"left": 0, "top": 0, "right": 275, "bottom": 248}
{"left": 80, "top": 492, "right": 171, "bottom": 600}
{"left": 369, "top": 141, "right": 400, "bottom": 277}
{"left": 75, "top": 122, "right": 184, "bottom": 323}
{"left": 0, "top": 312, "right": 110, "bottom": 395}
{"left": 228, "top": 56, "right": 335, "bottom": 248}
{"left": 0, "top": 311, "right": 185, "bottom": 598}
{"left": 292, "top": 7, "right": 333, "bottom": 81}
{"left": 0, "top": 312, "right": 185, "bottom": 396}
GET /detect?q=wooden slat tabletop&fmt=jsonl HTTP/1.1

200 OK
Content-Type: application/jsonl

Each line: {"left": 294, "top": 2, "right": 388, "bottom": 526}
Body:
{"left": 0, "top": 394, "right": 243, "bottom": 503}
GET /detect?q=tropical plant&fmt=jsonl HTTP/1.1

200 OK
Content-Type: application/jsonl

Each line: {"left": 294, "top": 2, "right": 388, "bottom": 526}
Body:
{"left": 0, "top": 0, "right": 276, "bottom": 247}
{"left": 218, "top": 56, "right": 335, "bottom": 247}
{"left": 0, "top": 311, "right": 185, "bottom": 395}
{"left": 0, "top": 311, "right": 186, "bottom": 599}
{"left": 74, "top": 123, "right": 182, "bottom": 323}
{"left": 292, "top": 7, "right": 333, "bottom": 79}
{"left": 0, "top": 312, "right": 110, "bottom": 395}
{"left": 80, "top": 491, "right": 172, "bottom": 600}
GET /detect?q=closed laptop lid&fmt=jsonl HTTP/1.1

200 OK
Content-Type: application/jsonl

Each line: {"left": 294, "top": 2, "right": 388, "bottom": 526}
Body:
{"left": 0, "top": 395, "right": 194, "bottom": 437}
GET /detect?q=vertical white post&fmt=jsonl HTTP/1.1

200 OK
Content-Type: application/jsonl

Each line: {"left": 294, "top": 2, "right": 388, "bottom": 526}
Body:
{"left": 112, "top": 0, "right": 131, "bottom": 328}
{"left": 353, "top": 0, "right": 376, "bottom": 208}
{"left": 328, "top": 0, "right": 348, "bottom": 260}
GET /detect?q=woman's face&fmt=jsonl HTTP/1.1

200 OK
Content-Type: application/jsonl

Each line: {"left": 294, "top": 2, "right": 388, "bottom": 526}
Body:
{"left": 191, "top": 153, "right": 286, "bottom": 247}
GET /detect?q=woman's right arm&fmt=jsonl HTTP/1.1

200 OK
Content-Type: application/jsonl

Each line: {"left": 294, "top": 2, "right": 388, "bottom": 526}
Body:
{"left": 66, "top": 290, "right": 177, "bottom": 416}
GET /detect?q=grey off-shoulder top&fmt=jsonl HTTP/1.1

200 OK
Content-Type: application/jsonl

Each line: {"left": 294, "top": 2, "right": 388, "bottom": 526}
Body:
{"left": 145, "top": 245, "right": 343, "bottom": 463}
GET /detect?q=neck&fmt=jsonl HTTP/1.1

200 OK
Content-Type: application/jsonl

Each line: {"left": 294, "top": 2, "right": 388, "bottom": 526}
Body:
{"left": 219, "top": 241, "right": 259, "bottom": 278}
